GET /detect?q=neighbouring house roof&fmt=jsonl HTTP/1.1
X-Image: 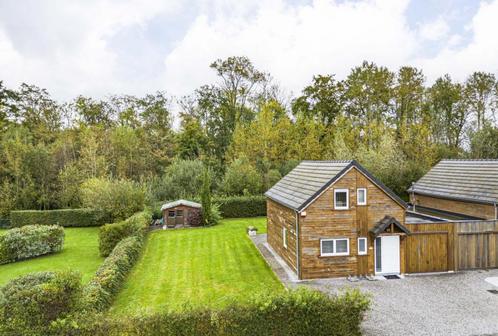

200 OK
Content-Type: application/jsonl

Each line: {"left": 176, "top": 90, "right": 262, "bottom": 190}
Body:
{"left": 161, "top": 199, "right": 202, "bottom": 211}
{"left": 408, "top": 159, "right": 498, "bottom": 205}
{"left": 369, "top": 215, "right": 411, "bottom": 237}
{"left": 265, "top": 160, "right": 407, "bottom": 211}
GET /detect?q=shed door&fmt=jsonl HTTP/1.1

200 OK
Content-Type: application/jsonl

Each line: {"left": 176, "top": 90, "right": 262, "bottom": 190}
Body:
{"left": 375, "top": 236, "right": 400, "bottom": 275}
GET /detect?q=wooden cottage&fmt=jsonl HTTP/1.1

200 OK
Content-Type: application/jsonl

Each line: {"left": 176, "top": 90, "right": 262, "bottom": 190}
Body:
{"left": 409, "top": 160, "right": 498, "bottom": 220}
{"left": 161, "top": 200, "right": 202, "bottom": 227}
{"left": 265, "top": 160, "right": 410, "bottom": 280}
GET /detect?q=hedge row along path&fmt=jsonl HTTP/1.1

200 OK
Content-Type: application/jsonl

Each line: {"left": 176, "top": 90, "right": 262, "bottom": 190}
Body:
{"left": 111, "top": 217, "right": 283, "bottom": 314}
{"left": 0, "top": 227, "right": 103, "bottom": 286}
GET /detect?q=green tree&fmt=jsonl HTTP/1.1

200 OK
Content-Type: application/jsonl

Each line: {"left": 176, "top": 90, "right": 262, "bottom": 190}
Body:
{"left": 201, "top": 167, "right": 220, "bottom": 226}
{"left": 222, "top": 157, "right": 263, "bottom": 195}
{"left": 470, "top": 123, "right": 498, "bottom": 158}
{"left": 464, "top": 72, "right": 497, "bottom": 131}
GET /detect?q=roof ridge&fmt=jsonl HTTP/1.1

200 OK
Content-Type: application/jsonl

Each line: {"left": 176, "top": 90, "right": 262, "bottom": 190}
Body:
{"left": 440, "top": 159, "right": 498, "bottom": 161}
{"left": 301, "top": 160, "right": 353, "bottom": 163}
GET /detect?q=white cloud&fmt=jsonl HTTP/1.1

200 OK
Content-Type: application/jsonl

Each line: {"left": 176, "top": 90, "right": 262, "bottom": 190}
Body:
{"left": 418, "top": 17, "right": 450, "bottom": 41}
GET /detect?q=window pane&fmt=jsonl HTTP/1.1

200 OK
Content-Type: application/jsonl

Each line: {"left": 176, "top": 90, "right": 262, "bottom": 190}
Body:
{"left": 336, "top": 239, "right": 348, "bottom": 253}
{"left": 168, "top": 211, "right": 175, "bottom": 217}
{"left": 176, "top": 210, "right": 183, "bottom": 216}
{"left": 358, "top": 238, "right": 366, "bottom": 253}
{"left": 358, "top": 189, "right": 365, "bottom": 204}
{"left": 375, "top": 237, "right": 382, "bottom": 272}
{"left": 335, "top": 192, "right": 347, "bottom": 207}
{"left": 322, "top": 240, "right": 334, "bottom": 254}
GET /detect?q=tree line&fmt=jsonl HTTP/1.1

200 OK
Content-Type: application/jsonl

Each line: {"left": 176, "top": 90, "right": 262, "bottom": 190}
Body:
{"left": 1, "top": 56, "right": 498, "bottom": 215}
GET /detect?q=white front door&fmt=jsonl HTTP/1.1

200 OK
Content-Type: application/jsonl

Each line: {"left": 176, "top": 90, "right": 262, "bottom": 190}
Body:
{"left": 375, "top": 236, "right": 400, "bottom": 275}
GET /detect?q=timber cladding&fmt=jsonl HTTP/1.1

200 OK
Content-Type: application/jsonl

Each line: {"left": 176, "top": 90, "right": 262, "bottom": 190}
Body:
{"left": 457, "top": 220, "right": 498, "bottom": 270}
{"left": 299, "top": 168, "right": 406, "bottom": 279}
{"left": 411, "top": 193, "right": 495, "bottom": 220}
{"left": 267, "top": 199, "right": 297, "bottom": 272}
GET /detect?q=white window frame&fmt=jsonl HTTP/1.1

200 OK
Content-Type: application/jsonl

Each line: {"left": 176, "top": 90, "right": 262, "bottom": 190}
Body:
{"left": 358, "top": 237, "right": 368, "bottom": 255}
{"left": 357, "top": 188, "right": 367, "bottom": 206}
{"left": 334, "top": 189, "right": 349, "bottom": 210}
{"left": 320, "top": 238, "right": 350, "bottom": 256}
{"left": 283, "top": 227, "right": 288, "bottom": 249}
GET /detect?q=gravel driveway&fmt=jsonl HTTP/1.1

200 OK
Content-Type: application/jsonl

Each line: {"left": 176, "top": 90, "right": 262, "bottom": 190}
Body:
{"left": 305, "top": 270, "right": 498, "bottom": 336}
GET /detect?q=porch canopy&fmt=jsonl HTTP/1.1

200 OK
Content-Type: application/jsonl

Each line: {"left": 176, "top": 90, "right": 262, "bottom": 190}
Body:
{"left": 370, "top": 215, "right": 411, "bottom": 237}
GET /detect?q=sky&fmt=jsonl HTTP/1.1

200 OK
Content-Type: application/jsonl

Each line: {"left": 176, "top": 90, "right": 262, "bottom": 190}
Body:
{"left": 0, "top": 0, "right": 497, "bottom": 101}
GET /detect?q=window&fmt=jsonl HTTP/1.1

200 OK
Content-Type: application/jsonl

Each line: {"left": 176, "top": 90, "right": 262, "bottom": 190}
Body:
{"left": 176, "top": 210, "right": 184, "bottom": 216}
{"left": 357, "top": 188, "right": 367, "bottom": 205}
{"left": 334, "top": 189, "right": 349, "bottom": 210}
{"left": 283, "top": 227, "right": 288, "bottom": 248}
{"left": 358, "top": 237, "right": 367, "bottom": 255}
{"left": 320, "top": 238, "right": 349, "bottom": 256}
{"left": 168, "top": 210, "right": 175, "bottom": 217}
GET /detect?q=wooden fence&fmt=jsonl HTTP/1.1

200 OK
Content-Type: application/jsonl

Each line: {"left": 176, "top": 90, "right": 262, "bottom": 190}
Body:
{"left": 405, "top": 220, "right": 498, "bottom": 273}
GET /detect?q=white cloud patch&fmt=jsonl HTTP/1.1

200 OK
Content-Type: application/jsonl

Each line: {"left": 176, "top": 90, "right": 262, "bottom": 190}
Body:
{"left": 0, "top": 0, "right": 498, "bottom": 100}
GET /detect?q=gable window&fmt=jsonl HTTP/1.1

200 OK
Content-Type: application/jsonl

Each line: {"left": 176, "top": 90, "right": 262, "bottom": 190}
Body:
{"left": 358, "top": 237, "right": 367, "bottom": 255}
{"left": 334, "top": 189, "right": 349, "bottom": 210}
{"left": 357, "top": 188, "right": 367, "bottom": 206}
{"left": 282, "top": 227, "right": 288, "bottom": 248}
{"left": 320, "top": 238, "right": 349, "bottom": 256}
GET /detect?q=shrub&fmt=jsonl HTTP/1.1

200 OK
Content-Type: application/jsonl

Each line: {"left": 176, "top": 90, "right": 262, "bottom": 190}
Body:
{"left": 0, "top": 271, "right": 81, "bottom": 336}
{"left": 9, "top": 208, "right": 107, "bottom": 228}
{"left": 222, "top": 157, "right": 263, "bottom": 195}
{"left": 0, "top": 218, "right": 10, "bottom": 229}
{"left": 0, "top": 225, "right": 64, "bottom": 264}
{"left": 217, "top": 195, "right": 266, "bottom": 218}
{"left": 99, "top": 211, "right": 151, "bottom": 257}
{"left": 54, "top": 288, "right": 370, "bottom": 336}
{"left": 81, "top": 178, "right": 145, "bottom": 222}
{"left": 82, "top": 236, "right": 143, "bottom": 312}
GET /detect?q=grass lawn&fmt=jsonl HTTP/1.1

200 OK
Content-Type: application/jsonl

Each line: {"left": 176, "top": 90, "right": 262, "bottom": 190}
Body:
{"left": 0, "top": 227, "right": 104, "bottom": 286}
{"left": 111, "top": 217, "right": 283, "bottom": 314}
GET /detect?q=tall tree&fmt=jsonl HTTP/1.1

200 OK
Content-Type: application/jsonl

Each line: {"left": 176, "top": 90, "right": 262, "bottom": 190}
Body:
{"left": 463, "top": 72, "right": 496, "bottom": 131}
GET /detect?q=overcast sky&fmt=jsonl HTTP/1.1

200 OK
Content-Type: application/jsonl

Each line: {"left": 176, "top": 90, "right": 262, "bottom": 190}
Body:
{"left": 0, "top": 0, "right": 497, "bottom": 101}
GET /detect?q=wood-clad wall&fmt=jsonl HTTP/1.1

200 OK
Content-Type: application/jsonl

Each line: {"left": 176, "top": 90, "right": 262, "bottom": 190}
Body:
{"left": 457, "top": 220, "right": 498, "bottom": 270}
{"left": 267, "top": 199, "right": 298, "bottom": 272}
{"left": 298, "top": 168, "right": 406, "bottom": 279}
{"left": 411, "top": 193, "right": 496, "bottom": 220}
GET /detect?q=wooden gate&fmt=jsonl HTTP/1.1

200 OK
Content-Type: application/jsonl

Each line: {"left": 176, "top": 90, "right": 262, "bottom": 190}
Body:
{"left": 457, "top": 221, "right": 498, "bottom": 270}
{"left": 405, "top": 223, "right": 454, "bottom": 273}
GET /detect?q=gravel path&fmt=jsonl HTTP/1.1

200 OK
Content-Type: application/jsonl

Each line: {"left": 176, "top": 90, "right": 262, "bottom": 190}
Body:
{"left": 306, "top": 270, "right": 498, "bottom": 336}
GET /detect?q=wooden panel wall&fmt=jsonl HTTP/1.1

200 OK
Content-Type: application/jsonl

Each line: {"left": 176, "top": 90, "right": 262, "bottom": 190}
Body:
{"left": 405, "top": 223, "right": 455, "bottom": 273}
{"left": 412, "top": 194, "right": 496, "bottom": 220}
{"left": 457, "top": 220, "right": 498, "bottom": 270}
{"left": 299, "top": 168, "right": 406, "bottom": 279}
{"left": 266, "top": 199, "right": 298, "bottom": 272}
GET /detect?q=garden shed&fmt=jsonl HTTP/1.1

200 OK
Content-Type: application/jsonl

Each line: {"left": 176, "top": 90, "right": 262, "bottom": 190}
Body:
{"left": 161, "top": 200, "right": 202, "bottom": 227}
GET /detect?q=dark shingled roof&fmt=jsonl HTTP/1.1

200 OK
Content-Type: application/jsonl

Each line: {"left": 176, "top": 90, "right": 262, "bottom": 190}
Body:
{"left": 408, "top": 159, "right": 498, "bottom": 205}
{"left": 265, "top": 160, "right": 407, "bottom": 211}
{"left": 370, "top": 215, "right": 410, "bottom": 237}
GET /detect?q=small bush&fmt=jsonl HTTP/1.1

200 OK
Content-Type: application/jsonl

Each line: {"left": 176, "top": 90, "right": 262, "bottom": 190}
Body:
{"left": 0, "top": 271, "right": 81, "bottom": 336}
{"left": 9, "top": 208, "right": 107, "bottom": 228}
{"left": 53, "top": 288, "right": 370, "bottom": 336}
{"left": 0, "top": 218, "right": 10, "bottom": 229}
{"left": 0, "top": 225, "right": 64, "bottom": 264}
{"left": 82, "top": 236, "right": 143, "bottom": 312}
{"left": 217, "top": 195, "right": 266, "bottom": 218}
{"left": 99, "top": 211, "right": 150, "bottom": 257}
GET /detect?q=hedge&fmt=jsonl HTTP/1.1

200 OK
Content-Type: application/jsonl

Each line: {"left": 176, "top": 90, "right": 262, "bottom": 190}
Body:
{"left": 53, "top": 288, "right": 370, "bottom": 336}
{"left": 10, "top": 208, "right": 107, "bottom": 228}
{"left": 216, "top": 195, "right": 266, "bottom": 218}
{"left": 0, "top": 218, "right": 10, "bottom": 229}
{"left": 151, "top": 195, "right": 266, "bottom": 220}
{"left": 0, "top": 225, "right": 64, "bottom": 264}
{"left": 98, "top": 211, "right": 151, "bottom": 257}
{"left": 0, "top": 271, "right": 81, "bottom": 336}
{"left": 82, "top": 236, "right": 143, "bottom": 312}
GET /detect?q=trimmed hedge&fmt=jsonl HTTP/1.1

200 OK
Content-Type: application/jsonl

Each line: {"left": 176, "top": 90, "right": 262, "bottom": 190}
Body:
{"left": 0, "top": 271, "right": 81, "bottom": 336}
{"left": 98, "top": 211, "right": 151, "bottom": 257}
{"left": 216, "top": 195, "right": 266, "bottom": 218}
{"left": 10, "top": 208, "right": 107, "bottom": 228}
{"left": 0, "top": 225, "right": 64, "bottom": 264}
{"left": 53, "top": 288, "right": 370, "bottom": 336}
{"left": 82, "top": 236, "right": 143, "bottom": 312}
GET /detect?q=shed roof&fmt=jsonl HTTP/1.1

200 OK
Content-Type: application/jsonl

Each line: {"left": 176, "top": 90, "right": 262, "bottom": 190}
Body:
{"left": 408, "top": 159, "right": 498, "bottom": 205}
{"left": 161, "top": 199, "right": 202, "bottom": 211}
{"left": 265, "top": 160, "right": 407, "bottom": 211}
{"left": 369, "top": 215, "right": 411, "bottom": 237}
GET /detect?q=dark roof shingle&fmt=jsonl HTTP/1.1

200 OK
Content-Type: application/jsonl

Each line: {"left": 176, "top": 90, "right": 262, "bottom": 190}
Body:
{"left": 408, "top": 159, "right": 498, "bottom": 205}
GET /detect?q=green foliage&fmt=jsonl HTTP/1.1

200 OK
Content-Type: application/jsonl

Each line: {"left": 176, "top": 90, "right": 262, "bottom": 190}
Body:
{"left": 81, "top": 178, "right": 145, "bottom": 222}
{"left": 0, "top": 270, "right": 81, "bottom": 336}
{"left": 201, "top": 168, "right": 219, "bottom": 226}
{"left": 217, "top": 195, "right": 266, "bottom": 218}
{"left": 10, "top": 208, "right": 107, "bottom": 228}
{"left": 53, "top": 288, "right": 370, "bottom": 336}
{"left": 222, "top": 157, "right": 263, "bottom": 195}
{"left": 469, "top": 123, "right": 498, "bottom": 159}
{"left": 0, "top": 225, "right": 64, "bottom": 264}
{"left": 98, "top": 211, "right": 150, "bottom": 257}
{"left": 82, "top": 236, "right": 143, "bottom": 312}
